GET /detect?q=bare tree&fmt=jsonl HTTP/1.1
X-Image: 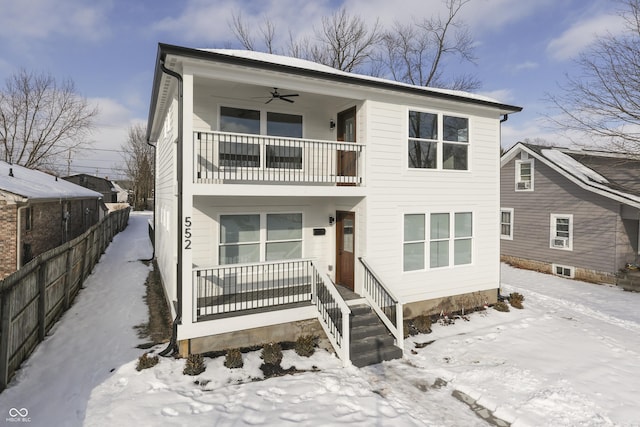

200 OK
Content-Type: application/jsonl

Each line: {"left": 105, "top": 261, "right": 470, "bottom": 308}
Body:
{"left": 378, "top": 0, "right": 479, "bottom": 90}
{"left": 230, "top": 12, "right": 278, "bottom": 54}
{"left": 304, "top": 7, "right": 383, "bottom": 73}
{"left": 0, "top": 69, "right": 98, "bottom": 170}
{"left": 230, "top": 7, "right": 382, "bottom": 73}
{"left": 122, "top": 124, "right": 154, "bottom": 210}
{"left": 546, "top": 0, "right": 640, "bottom": 153}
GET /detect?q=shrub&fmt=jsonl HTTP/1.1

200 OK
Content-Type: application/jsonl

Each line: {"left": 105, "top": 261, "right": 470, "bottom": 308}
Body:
{"left": 509, "top": 292, "right": 525, "bottom": 309}
{"left": 183, "top": 354, "right": 206, "bottom": 376}
{"left": 224, "top": 348, "right": 244, "bottom": 369}
{"left": 493, "top": 301, "right": 510, "bottom": 312}
{"left": 413, "top": 315, "right": 432, "bottom": 334}
{"left": 261, "top": 343, "right": 283, "bottom": 366}
{"left": 136, "top": 352, "right": 159, "bottom": 371}
{"left": 294, "top": 335, "right": 317, "bottom": 357}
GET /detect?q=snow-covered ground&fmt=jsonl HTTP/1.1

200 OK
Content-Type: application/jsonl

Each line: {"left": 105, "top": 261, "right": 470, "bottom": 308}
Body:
{"left": 2, "top": 212, "right": 639, "bottom": 426}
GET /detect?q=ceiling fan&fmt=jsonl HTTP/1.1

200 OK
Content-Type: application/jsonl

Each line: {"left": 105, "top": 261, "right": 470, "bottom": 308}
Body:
{"left": 258, "top": 88, "right": 299, "bottom": 104}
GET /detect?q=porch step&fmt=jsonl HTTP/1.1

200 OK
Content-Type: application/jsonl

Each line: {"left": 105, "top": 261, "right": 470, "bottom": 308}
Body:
{"left": 349, "top": 304, "right": 403, "bottom": 368}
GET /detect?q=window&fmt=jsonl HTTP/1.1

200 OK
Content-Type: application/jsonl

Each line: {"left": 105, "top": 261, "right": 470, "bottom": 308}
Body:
{"left": 219, "top": 108, "right": 303, "bottom": 169}
{"left": 408, "top": 110, "right": 469, "bottom": 170}
{"left": 266, "top": 214, "right": 302, "bottom": 261}
{"left": 443, "top": 116, "right": 469, "bottom": 170}
{"left": 403, "top": 214, "right": 425, "bottom": 271}
{"left": 403, "top": 212, "right": 473, "bottom": 271}
{"left": 550, "top": 214, "right": 573, "bottom": 250}
{"left": 219, "top": 214, "right": 260, "bottom": 264}
{"left": 515, "top": 159, "right": 534, "bottom": 191}
{"left": 219, "top": 213, "right": 302, "bottom": 264}
{"left": 454, "top": 212, "right": 473, "bottom": 265}
{"left": 500, "top": 208, "right": 514, "bottom": 240}
{"left": 430, "top": 213, "right": 450, "bottom": 268}
{"left": 553, "top": 264, "right": 575, "bottom": 278}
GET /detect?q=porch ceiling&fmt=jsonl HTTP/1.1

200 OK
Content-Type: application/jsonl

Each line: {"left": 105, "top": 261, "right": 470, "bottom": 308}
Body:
{"left": 195, "top": 78, "right": 354, "bottom": 112}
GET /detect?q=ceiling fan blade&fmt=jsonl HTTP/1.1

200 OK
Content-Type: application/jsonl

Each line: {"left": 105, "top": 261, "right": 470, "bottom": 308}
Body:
{"left": 280, "top": 97, "right": 295, "bottom": 103}
{"left": 280, "top": 94, "right": 299, "bottom": 98}
{"left": 265, "top": 98, "right": 274, "bottom": 104}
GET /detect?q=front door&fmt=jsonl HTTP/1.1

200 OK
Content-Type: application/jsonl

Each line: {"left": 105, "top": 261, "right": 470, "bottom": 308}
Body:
{"left": 336, "top": 211, "right": 355, "bottom": 290}
{"left": 337, "top": 107, "right": 357, "bottom": 184}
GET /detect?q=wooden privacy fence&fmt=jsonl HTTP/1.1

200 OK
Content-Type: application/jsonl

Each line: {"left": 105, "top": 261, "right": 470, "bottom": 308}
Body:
{"left": 0, "top": 207, "right": 131, "bottom": 392}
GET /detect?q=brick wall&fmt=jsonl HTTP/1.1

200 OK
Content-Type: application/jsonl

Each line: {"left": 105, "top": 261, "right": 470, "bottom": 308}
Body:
{"left": 0, "top": 200, "right": 18, "bottom": 278}
{"left": 0, "top": 198, "right": 100, "bottom": 279}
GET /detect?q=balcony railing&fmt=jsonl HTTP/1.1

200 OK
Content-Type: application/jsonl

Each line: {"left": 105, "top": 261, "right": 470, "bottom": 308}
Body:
{"left": 194, "top": 131, "right": 364, "bottom": 185}
{"left": 359, "top": 257, "right": 403, "bottom": 350}
{"left": 193, "top": 258, "right": 351, "bottom": 364}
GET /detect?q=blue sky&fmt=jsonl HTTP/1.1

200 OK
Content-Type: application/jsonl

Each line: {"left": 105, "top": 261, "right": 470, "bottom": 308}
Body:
{"left": 0, "top": 0, "right": 626, "bottom": 180}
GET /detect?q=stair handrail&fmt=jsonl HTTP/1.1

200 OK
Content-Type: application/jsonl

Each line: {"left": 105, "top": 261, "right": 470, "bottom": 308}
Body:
{"left": 310, "top": 262, "right": 351, "bottom": 366}
{"left": 359, "top": 257, "right": 404, "bottom": 353}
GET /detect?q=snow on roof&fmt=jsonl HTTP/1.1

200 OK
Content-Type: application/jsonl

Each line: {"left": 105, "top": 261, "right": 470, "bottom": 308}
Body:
{"left": 203, "top": 49, "right": 504, "bottom": 105}
{"left": 541, "top": 149, "right": 609, "bottom": 184}
{"left": 0, "top": 161, "right": 103, "bottom": 200}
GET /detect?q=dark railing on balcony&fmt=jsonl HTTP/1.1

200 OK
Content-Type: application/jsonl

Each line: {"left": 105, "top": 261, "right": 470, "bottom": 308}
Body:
{"left": 359, "top": 257, "right": 403, "bottom": 348}
{"left": 313, "top": 269, "right": 345, "bottom": 347}
{"left": 194, "top": 131, "right": 364, "bottom": 184}
{"left": 194, "top": 259, "right": 314, "bottom": 319}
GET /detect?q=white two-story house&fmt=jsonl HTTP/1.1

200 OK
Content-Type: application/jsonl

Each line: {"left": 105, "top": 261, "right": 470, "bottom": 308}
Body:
{"left": 146, "top": 43, "right": 521, "bottom": 367}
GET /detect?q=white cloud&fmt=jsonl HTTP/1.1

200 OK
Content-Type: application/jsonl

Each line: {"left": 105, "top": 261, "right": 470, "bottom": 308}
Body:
{"left": 514, "top": 61, "right": 539, "bottom": 72}
{"left": 0, "top": 0, "right": 111, "bottom": 42}
{"left": 479, "top": 88, "right": 513, "bottom": 104}
{"left": 547, "top": 13, "right": 625, "bottom": 61}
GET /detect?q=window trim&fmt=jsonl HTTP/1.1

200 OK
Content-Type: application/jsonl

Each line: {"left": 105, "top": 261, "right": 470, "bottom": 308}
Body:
{"left": 500, "top": 208, "right": 514, "bottom": 240}
{"left": 552, "top": 263, "right": 575, "bottom": 278}
{"left": 218, "top": 212, "right": 304, "bottom": 265}
{"left": 402, "top": 211, "right": 474, "bottom": 272}
{"left": 549, "top": 213, "right": 573, "bottom": 251}
{"left": 515, "top": 159, "right": 534, "bottom": 191}
{"left": 407, "top": 108, "right": 470, "bottom": 172}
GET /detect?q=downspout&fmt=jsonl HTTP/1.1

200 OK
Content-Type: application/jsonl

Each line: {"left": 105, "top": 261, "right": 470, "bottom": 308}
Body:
{"left": 16, "top": 205, "right": 27, "bottom": 270}
{"left": 158, "top": 58, "right": 183, "bottom": 357}
{"left": 498, "top": 113, "right": 509, "bottom": 300}
{"left": 142, "top": 139, "right": 157, "bottom": 262}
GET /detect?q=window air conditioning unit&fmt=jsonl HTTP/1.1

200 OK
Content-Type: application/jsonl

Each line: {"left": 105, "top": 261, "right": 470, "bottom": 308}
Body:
{"left": 552, "top": 238, "right": 568, "bottom": 248}
{"left": 516, "top": 181, "right": 530, "bottom": 190}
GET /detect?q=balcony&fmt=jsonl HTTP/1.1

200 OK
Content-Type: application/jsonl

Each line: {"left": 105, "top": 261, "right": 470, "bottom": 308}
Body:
{"left": 194, "top": 131, "right": 364, "bottom": 185}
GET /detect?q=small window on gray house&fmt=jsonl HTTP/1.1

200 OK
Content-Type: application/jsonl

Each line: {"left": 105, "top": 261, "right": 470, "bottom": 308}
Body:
{"left": 500, "top": 208, "right": 513, "bottom": 240}
{"left": 516, "top": 159, "right": 534, "bottom": 191}
{"left": 25, "top": 206, "right": 33, "bottom": 231}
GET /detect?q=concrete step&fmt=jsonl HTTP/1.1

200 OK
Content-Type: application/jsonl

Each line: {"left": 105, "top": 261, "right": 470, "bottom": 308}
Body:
{"left": 348, "top": 303, "right": 402, "bottom": 367}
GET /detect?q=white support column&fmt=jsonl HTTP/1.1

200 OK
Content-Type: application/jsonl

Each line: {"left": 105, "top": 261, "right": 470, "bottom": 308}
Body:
{"left": 180, "top": 70, "right": 195, "bottom": 330}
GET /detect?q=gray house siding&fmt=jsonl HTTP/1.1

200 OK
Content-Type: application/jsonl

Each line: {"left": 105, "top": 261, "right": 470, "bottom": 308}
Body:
{"left": 616, "top": 217, "right": 639, "bottom": 270}
{"left": 501, "top": 156, "right": 624, "bottom": 275}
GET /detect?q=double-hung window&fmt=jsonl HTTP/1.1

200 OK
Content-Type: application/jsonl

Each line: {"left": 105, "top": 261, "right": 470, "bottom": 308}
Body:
{"left": 403, "top": 214, "right": 426, "bottom": 271}
{"left": 550, "top": 214, "right": 573, "bottom": 250}
{"left": 403, "top": 212, "right": 473, "bottom": 271}
{"left": 219, "top": 107, "right": 303, "bottom": 170}
{"left": 515, "top": 159, "right": 534, "bottom": 190}
{"left": 500, "top": 208, "right": 514, "bottom": 240}
{"left": 219, "top": 213, "right": 303, "bottom": 265}
{"left": 408, "top": 110, "right": 469, "bottom": 170}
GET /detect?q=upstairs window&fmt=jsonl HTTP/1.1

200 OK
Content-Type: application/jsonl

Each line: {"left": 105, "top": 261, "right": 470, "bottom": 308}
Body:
{"left": 408, "top": 110, "right": 469, "bottom": 170}
{"left": 515, "top": 159, "right": 534, "bottom": 191}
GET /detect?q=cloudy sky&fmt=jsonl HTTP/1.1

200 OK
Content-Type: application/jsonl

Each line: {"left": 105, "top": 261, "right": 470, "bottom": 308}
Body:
{"left": 0, "top": 0, "right": 626, "bottom": 179}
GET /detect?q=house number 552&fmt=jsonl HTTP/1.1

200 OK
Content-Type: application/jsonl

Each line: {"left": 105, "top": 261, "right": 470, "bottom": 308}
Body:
{"left": 184, "top": 217, "right": 192, "bottom": 249}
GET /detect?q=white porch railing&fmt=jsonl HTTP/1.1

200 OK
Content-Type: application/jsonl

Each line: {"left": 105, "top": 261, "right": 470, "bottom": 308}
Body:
{"left": 193, "top": 259, "right": 351, "bottom": 365}
{"left": 194, "top": 131, "right": 364, "bottom": 185}
{"left": 359, "top": 257, "right": 404, "bottom": 353}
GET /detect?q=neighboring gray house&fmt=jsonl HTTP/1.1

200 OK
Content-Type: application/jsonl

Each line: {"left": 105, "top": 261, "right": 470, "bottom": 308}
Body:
{"left": 500, "top": 142, "right": 640, "bottom": 283}
{"left": 63, "top": 174, "right": 118, "bottom": 203}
